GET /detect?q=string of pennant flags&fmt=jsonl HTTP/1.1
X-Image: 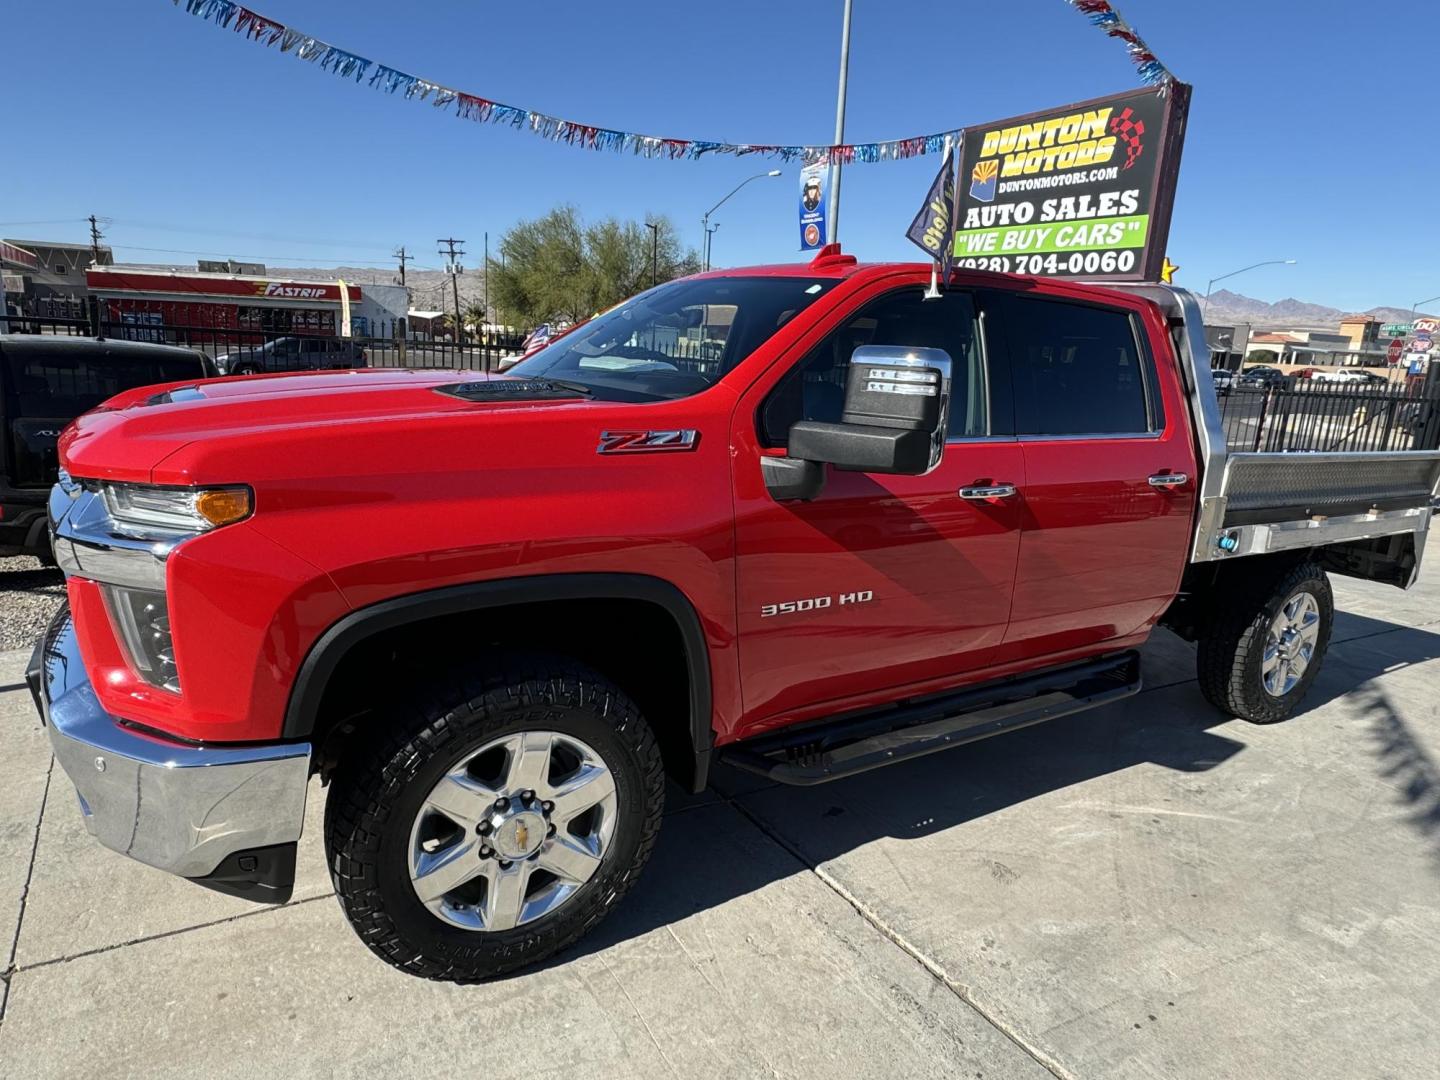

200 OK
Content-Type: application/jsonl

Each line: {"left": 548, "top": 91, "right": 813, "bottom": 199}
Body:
{"left": 172, "top": 0, "right": 1174, "bottom": 165}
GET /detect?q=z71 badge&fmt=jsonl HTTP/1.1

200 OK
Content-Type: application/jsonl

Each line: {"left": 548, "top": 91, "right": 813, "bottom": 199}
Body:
{"left": 597, "top": 430, "right": 699, "bottom": 454}
{"left": 761, "top": 590, "right": 874, "bottom": 618}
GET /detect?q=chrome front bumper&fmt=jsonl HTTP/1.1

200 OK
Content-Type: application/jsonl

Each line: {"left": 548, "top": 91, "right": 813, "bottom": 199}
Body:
{"left": 26, "top": 606, "right": 311, "bottom": 900}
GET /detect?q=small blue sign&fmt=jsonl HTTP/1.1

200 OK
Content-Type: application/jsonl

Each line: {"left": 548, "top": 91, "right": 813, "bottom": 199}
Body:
{"left": 799, "top": 162, "right": 828, "bottom": 251}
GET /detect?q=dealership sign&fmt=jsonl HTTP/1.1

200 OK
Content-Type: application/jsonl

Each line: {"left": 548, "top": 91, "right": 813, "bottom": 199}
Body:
{"left": 952, "top": 84, "right": 1191, "bottom": 282}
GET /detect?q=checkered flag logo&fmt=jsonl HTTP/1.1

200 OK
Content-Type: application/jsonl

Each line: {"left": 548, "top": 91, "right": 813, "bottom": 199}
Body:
{"left": 1109, "top": 107, "right": 1145, "bottom": 169}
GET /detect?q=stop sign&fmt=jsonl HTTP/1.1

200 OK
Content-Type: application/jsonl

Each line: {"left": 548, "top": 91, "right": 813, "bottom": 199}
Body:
{"left": 1388, "top": 337, "right": 1405, "bottom": 365}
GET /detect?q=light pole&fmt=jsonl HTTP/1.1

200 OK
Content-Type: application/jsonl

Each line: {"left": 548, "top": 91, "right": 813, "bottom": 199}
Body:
{"left": 701, "top": 170, "right": 781, "bottom": 271}
{"left": 1411, "top": 294, "right": 1440, "bottom": 318}
{"left": 703, "top": 224, "right": 721, "bottom": 272}
{"left": 828, "top": 0, "right": 854, "bottom": 245}
{"left": 1203, "top": 259, "right": 1297, "bottom": 318}
{"left": 645, "top": 221, "right": 659, "bottom": 288}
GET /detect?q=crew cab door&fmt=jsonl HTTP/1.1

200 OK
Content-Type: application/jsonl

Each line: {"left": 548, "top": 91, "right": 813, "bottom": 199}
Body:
{"left": 730, "top": 280, "right": 1023, "bottom": 738}
{"left": 988, "top": 288, "right": 1197, "bottom": 662}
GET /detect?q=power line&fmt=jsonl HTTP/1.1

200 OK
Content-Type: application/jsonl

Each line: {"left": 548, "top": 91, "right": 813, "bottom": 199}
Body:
{"left": 0, "top": 218, "right": 89, "bottom": 230}
{"left": 105, "top": 218, "right": 396, "bottom": 252}
{"left": 112, "top": 243, "right": 405, "bottom": 267}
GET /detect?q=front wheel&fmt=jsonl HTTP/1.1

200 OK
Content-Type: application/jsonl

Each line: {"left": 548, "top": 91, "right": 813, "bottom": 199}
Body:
{"left": 1197, "top": 561, "right": 1334, "bottom": 724}
{"left": 324, "top": 655, "right": 665, "bottom": 982}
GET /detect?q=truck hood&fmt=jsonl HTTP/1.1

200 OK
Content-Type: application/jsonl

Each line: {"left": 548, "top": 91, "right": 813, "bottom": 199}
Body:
{"left": 59, "top": 369, "right": 607, "bottom": 483}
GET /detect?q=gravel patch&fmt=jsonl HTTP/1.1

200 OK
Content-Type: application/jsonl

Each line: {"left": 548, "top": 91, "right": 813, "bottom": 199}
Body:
{"left": 0, "top": 556, "right": 66, "bottom": 652}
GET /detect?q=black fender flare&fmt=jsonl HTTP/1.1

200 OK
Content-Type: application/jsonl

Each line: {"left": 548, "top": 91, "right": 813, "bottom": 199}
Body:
{"left": 283, "top": 573, "right": 714, "bottom": 790}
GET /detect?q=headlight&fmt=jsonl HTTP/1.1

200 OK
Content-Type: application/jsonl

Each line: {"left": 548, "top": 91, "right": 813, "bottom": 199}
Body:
{"left": 102, "top": 483, "right": 252, "bottom": 533}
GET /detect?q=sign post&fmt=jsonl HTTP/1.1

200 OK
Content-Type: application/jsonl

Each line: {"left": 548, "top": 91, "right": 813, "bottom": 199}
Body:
{"left": 951, "top": 84, "right": 1191, "bottom": 282}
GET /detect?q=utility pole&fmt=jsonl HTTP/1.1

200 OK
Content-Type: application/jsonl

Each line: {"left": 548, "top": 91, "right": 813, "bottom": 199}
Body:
{"left": 87, "top": 214, "right": 105, "bottom": 265}
{"left": 483, "top": 231, "right": 489, "bottom": 338}
{"left": 393, "top": 246, "right": 409, "bottom": 288}
{"left": 437, "top": 237, "right": 465, "bottom": 342}
{"left": 827, "top": 0, "right": 854, "bottom": 245}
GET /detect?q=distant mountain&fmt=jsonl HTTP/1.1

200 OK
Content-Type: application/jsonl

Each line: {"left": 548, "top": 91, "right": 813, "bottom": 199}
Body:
{"left": 260, "top": 265, "right": 1432, "bottom": 330}
{"left": 1204, "top": 289, "right": 1432, "bottom": 330}
{"left": 274, "top": 265, "right": 490, "bottom": 313}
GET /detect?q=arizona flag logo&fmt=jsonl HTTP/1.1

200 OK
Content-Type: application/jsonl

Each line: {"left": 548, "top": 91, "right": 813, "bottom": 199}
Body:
{"left": 969, "top": 159, "right": 998, "bottom": 203}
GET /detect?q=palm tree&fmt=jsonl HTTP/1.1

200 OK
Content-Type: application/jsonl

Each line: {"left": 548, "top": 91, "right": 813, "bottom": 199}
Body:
{"left": 462, "top": 301, "right": 490, "bottom": 343}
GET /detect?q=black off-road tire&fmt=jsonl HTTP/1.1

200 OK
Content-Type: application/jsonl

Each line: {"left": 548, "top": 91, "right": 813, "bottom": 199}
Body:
{"left": 1197, "top": 560, "right": 1333, "bottom": 724}
{"left": 324, "top": 653, "right": 665, "bottom": 982}
{"left": 231, "top": 363, "right": 262, "bottom": 376}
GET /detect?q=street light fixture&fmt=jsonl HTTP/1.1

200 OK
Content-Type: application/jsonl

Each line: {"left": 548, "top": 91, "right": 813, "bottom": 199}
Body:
{"left": 1411, "top": 294, "right": 1440, "bottom": 318}
{"left": 701, "top": 169, "right": 782, "bottom": 272}
{"left": 1202, "top": 259, "right": 1297, "bottom": 317}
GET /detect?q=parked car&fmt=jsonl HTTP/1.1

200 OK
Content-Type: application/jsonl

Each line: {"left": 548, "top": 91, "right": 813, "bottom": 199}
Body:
{"left": 496, "top": 321, "right": 584, "bottom": 373}
{"left": 215, "top": 336, "right": 367, "bottom": 376}
{"left": 1239, "top": 365, "right": 1287, "bottom": 388}
{"left": 31, "top": 259, "right": 1440, "bottom": 983}
{"left": 0, "top": 335, "right": 213, "bottom": 558}
{"left": 1210, "top": 367, "right": 1235, "bottom": 395}
{"left": 1307, "top": 367, "right": 1369, "bottom": 384}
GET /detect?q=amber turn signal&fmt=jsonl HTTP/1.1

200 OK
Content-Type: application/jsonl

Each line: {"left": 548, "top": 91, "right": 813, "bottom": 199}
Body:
{"left": 194, "top": 488, "right": 252, "bottom": 527}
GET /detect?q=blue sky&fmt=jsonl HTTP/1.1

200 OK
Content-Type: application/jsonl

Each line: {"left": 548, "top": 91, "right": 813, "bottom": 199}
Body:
{"left": 3, "top": 0, "right": 1436, "bottom": 311}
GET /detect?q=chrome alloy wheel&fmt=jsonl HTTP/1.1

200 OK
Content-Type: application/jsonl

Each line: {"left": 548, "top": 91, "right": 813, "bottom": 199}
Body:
{"left": 1262, "top": 591, "right": 1321, "bottom": 697}
{"left": 407, "top": 731, "right": 618, "bottom": 932}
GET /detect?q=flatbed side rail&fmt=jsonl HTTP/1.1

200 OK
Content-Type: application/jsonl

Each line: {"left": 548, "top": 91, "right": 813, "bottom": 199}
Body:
{"left": 1097, "top": 282, "right": 1440, "bottom": 569}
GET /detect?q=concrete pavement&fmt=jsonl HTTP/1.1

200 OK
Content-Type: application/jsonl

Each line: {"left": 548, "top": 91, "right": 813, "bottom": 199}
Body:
{"left": 2, "top": 566, "right": 1438, "bottom": 1079}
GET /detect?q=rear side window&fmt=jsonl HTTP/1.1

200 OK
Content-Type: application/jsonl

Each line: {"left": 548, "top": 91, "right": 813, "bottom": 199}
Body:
{"left": 1003, "top": 296, "right": 1159, "bottom": 436}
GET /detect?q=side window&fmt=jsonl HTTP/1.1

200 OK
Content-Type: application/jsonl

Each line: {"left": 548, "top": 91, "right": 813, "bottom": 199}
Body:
{"left": 759, "top": 289, "right": 991, "bottom": 448}
{"left": 1004, "top": 297, "right": 1159, "bottom": 436}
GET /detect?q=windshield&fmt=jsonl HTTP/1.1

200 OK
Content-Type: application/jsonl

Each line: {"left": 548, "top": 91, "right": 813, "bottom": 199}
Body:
{"left": 510, "top": 276, "right": 837, "bottom": 401}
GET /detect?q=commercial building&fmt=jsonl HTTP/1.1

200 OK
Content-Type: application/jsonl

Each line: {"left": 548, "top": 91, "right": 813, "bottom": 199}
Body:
{"left": 2, "top": 237, "right": 113, "bottom": 317}
{"left": 1338, "top": 314, "right": 1382, "bottom": 350}
{"left": 85, "top": 266, "right": 408, "bottom": 339}
{"left": 1243, "top": 328, "right": 1390, "bottom": 367}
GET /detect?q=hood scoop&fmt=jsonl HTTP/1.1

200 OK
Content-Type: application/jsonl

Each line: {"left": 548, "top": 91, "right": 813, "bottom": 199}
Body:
{"left": 143, "top": 385, "right": 209, "bottom": 406}
{"left": 435, "top": 379, "right": 588, "bottom": 403}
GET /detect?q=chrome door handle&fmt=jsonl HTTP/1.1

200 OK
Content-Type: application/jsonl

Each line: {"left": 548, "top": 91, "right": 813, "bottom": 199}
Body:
{"left": 959, "top": 484, "right": 1018, "bottom": 500}
{"left": 1148, "top": 473, "right": 1188, "bottom": 488}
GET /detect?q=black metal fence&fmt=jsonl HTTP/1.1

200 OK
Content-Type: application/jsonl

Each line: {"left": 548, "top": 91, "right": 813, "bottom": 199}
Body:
{"left": 1216, "top": 378, "right": 1440, "bottom": 453}
{"left": 1, "top": 313, "right": 527, "bottom": 374}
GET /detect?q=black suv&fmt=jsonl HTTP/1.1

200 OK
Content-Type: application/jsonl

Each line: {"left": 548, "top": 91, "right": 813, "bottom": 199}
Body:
{"left": 214, "top": 336, "right": 368, "bottom": 376}
{"left": 0, "top": 335, "right": 214, "bottom": 558}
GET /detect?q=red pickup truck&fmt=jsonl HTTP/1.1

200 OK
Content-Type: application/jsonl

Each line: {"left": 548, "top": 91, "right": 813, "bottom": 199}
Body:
{"left": 28, "top": 249, "right": 1440, "bottom": 982}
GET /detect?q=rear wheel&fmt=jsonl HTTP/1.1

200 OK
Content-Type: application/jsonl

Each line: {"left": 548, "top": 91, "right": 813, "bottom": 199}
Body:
{"left": 324, "top": 655, "right": 664, "bottom": 981}
{"left": 1197, "top": 561, "right": 1333, "bottom": 724}
{"left": 231, "top": 363, "right": 261, "bottom": 376}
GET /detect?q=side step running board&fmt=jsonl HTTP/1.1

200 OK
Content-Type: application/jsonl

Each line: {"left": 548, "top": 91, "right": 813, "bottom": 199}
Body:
{"left": 720, "top": 651, "right": 1141, "bottom": 786}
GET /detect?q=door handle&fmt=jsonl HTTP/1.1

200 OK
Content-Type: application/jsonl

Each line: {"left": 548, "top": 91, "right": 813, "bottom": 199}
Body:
{"left": 1148, "top": 473, "right": 1188, "bottom": 488}
{"left": 959, "top": 484, "right": 1018, "bottom": 500}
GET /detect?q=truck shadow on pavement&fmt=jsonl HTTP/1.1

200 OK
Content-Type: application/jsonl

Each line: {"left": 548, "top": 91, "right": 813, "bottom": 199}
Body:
{"left": 566, "top": 613, "right": 1440, "bottom": 962}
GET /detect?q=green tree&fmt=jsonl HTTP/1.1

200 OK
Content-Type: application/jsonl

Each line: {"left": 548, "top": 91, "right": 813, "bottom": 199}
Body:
{"left": 488, "top": 206, "right": 699, "bottom": 328}
{"left": 461, "top": 301, "right": 488, "bottom": 336}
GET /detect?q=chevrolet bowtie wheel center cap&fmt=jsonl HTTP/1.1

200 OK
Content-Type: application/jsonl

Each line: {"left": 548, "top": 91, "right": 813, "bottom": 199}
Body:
{"left": 490, "top": 809, "right": 549, "bottom": 861}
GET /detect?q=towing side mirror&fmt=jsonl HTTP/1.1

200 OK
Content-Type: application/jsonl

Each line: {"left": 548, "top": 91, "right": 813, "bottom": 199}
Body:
{"left": 768, "top": 345, "right": 951, "bottom": 500}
